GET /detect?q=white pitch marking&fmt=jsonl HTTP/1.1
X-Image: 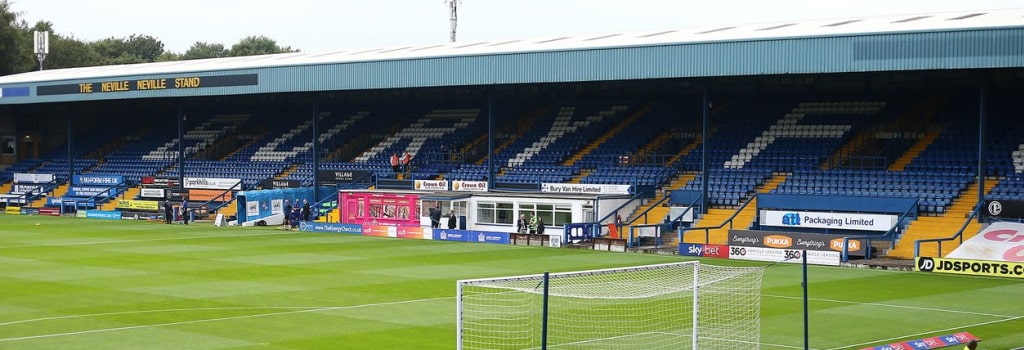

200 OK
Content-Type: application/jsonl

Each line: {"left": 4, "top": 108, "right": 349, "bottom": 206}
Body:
{"left": 0, "top": 297, "right": 451, "bottom": 342}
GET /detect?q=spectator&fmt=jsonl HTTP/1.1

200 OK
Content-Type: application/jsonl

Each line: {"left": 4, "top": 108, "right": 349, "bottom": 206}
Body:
{"left": 448, "top": 209, "right": 457, "bottom": 229}
{"left": 615, "top": 213, "right": 624, "bottom": 231}
{"left": 964, "top": 340, "right": 977, "bottom": 350}
{"left": 537, "top": 216, "right": 545, "bottom": 235}
{"left": 402, "top": 151, "right": 412, "bottom": 172}
{"left": 516, "top": 214, "right": 528, "bottom": 234}
{"left": 390, "top": 153, "right": 400, "bottom": 173}
{"left": 528, "top": 213, "right": 538, "bottom": 234}
{"left": 301, "top": 199, "right": 311, "bottom": 222}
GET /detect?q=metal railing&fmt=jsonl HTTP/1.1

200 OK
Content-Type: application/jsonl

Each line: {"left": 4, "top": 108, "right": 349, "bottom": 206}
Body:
{"left": 680, "top": 193, "right": 759, "bottom": 244}
{"left": 914, "top": 202, "right": 983, "bottom": 258}
{"left": 833, "top": 199, "right": 918, "bottom": 262}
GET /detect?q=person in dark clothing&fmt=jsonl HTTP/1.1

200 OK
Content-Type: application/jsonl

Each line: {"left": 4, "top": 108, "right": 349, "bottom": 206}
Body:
{"left": 181, "top": 199, "right": 189, "bottom": 225}
{"left": 164, "top": 201, "right": 172, "bottom": 224}
{"left": 537, "top": 216, "right": 545, "bottom": 235}
{"left": 283, "top": 200, "right": 292, "bottom": 227}
{"left": 429, "top": 205, "right": 442, "bottom": 229}
{"left": 447, "top": 209, "right": 457, "bottom": 229}
{"left": 301, "top": 199, "right": 311, "bottom": 221}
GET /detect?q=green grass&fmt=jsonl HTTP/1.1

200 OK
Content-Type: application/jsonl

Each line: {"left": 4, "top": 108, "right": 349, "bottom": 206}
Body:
{"left": 0, "top": 214, "right": 1021, "bottom": 349}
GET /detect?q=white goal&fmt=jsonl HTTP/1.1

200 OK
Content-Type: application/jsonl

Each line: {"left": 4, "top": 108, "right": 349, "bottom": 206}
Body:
{"left": 456, "top": 261, "right": 764, "bottom": 350}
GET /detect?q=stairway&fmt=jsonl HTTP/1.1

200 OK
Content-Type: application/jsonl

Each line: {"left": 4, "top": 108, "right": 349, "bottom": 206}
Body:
{"left": 477, "top": 107, "right": 548, "bottom": 165}
{"left": 100, "top": 187, "right": 140, "bottom": 211}
{"left": 886, "top": 180, "right": 992, "bottom": 259}
{"left": 568, "top": 169, "right": 591, "bottom": 184}
{"left": 276, "top": 164, "right": 301, "bottom": 180}
{"left": 889, "top": 126, "right": 945, "bottom": 171}
{"left": 31, "top": 184, "right": 69, "bottom": 208}
{"left": 681, "top": 173, "right": 786, "bottom": 245}
{"left": 0, "top": 182, "right": 11, "bottom": 195}
{"left": 563, "top": 104, "right": 651, "bottom": 167}
{"left": 217, "top": 201, "right": 238, "bottom": 219}
{"left": 628, "top": 173, "right": 697, "bottom": 225}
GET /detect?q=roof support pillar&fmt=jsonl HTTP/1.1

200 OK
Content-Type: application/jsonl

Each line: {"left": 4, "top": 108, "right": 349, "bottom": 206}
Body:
{"left": 701, "top": 83, "right": 711, "bottom": 214}
{"left": 312, "top": 100, "right": 321, "bottom": 201}
{"left": 977, "top": 77, "right": 987, "bottom": 223}
{"left": 177, "top": 104, "right": 185, "bottom": 192}
{"left": 67, "top": 109, "right": 74, "bottom": 185}
{"left": 487, "top": 92, "right": 495, "bottom": 190}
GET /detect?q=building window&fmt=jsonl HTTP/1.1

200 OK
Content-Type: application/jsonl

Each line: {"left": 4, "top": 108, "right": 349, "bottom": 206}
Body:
{"left": 520, "top": 202, "right": 572, "bottom": 226}
{"left": 477, "top": 201, "right": 514, "bottom": 224}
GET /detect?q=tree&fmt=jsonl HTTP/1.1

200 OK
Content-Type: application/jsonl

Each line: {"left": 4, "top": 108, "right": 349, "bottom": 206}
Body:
{"left": 228, "top": 35, "right": 296, "bottom": 57}
{"left": 124, "top": 34, "right": 163, "bottom": 62}
{"left": 183, "top": 41, "right": 227, "bottom": 60}
{"left": 0, "top": 0, "right": 33, "bottom": 75}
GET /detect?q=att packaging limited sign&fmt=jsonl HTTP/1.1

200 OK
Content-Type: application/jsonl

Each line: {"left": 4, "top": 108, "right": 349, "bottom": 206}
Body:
{"left": 760, "top": 210, "right": 896, "bottom": 232}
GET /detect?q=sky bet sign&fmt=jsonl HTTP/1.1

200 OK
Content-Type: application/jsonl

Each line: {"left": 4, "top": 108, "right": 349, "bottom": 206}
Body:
{"left": 678, "top": 243, "right": 730, "bottom": 258}
{"left": 761, "top": 210, "right": 896, "bottom": 232}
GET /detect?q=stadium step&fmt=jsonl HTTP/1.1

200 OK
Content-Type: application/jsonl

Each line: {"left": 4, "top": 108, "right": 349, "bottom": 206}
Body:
{"left": 32, "top": 184, "right": 69, "bottom": 208}
{"left": 562, "top": 104, "right": 652, "bottom": 167}
{"left": 0, "top": 182, "right": 11, "bottom": 195}
{"left": 683, "top": 200, "right": 756, "bottom": 246}
{"left": 568, "top": 169, "right": 591, "bottom": 184}
{"left": 886, "top": 179, "right": 991, "bottom": 259}
{"left": 888, "top": 125, "right": 945, "bottom": 171}
{"left": 217, "top": 199, "right": 238, "bottom": 219}
{"left": 627, "top": 173, "right": 696, "bottom": 225}
{"left": 277, "top": 164, "right": 301, "bottom": 180}
{"left": 100, "top": 187, "right": 141, "bottom": 211}
{"left": 478, "top": 106, "right": 548, "bottom": 165}
{"left": 664, "top": 135, "right": 703, "bottom": 166}
{"left": 759, "top": 173, "right": 788, "bottom": 193}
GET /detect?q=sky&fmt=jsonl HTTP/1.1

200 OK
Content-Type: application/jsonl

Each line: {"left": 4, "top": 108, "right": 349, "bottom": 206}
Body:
{"left": 11, "top": 0, "right": 1024, "bottom": 54}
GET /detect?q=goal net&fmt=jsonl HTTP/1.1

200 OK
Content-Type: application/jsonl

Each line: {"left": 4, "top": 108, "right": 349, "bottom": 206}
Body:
{"left": 456, "top": 261, "right": 763, "bottom": 350}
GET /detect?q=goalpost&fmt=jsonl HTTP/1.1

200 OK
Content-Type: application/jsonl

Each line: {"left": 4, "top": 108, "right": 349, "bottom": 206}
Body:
{"left": 456, "top": 261, "right": 764, "bottom": 350}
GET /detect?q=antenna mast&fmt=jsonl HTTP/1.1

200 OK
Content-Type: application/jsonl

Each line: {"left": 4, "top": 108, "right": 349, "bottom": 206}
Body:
{"left": 446, "top": 0, "right": 461, "bottom": 42}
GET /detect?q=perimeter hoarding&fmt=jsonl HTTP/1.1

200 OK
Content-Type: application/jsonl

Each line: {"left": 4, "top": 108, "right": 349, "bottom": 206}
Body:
{"left": 915, "top": 256, "right": 1024, "bottom": 279}
{"left": 729, "top": 246, "right": 841, "bottom": 266}
{"left": 432, "top": 229, "right": 509, "bottom": 245}
{"left": 730, "top": 230, "right": 867, "bottom": 255}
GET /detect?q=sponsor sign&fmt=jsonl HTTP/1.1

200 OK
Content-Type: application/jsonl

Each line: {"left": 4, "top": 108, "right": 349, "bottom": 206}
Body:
{"left": 84, "top": 210, "right": 122, "bottom": 220}
{"left": 728, "top": 246, "right": 841, "bottom": 266}
{"left": 259, "top": 179, "right": 300, "bottom": 189}
{"left": 541, "top": 183, "right": 631, "bottom": 195}
{"left": 452, "top": 180, "right": 488, "bottom": 192}
{"left": 730, "top": 230, "right": 867, "bottom": 255}
{"left": 271, "top": 199, "right": 284, "bottom": 215}
{"left": 117, "top": 200, "right": 160, "bottom": 210}
{"left": 947, "top": 222, "right": 1024, "bottom": 262}
{"left": 678, "top": 243, "right": 730, "bottom": 258}
{"left": 12, "top": 184, "right": 42, "bottom": 194}
{"left": 67, "top": 186, "right": 114, "bottom": 198}
{"left": 188, "top": 189, "right": 233, "bottom": 202}
{"left": 183, "top": 177, "right": 241, "bottom": 190}
{"left": 14, "top": 173, "right": 55, "bottom": 184}
{"left": 859, "top": 332, "right": 978, "bottom": 350}
{"left": 38, "top": 207, "right": 60, "bottom": 216}
{"left": 760, "top": 210, "right": 897, "bottom": 232}
{"left": 73, "top": 174, "right": 123, "bottom": 186}
{"left": 414, "top": 180, "right": 449, "bottom": 191}
{"left": 299, "top": 222, "right": 363, "bottom": 234}
{"left": 362, "top": 224, "right": 427, "bottom": 239}
{"left": 46, "top": 197, "right": 65, "bottom": 206}
{"left": 142, "top": 177, "right": 180, "bottom": 187}
{"left": 317, "top": 170, "right": 372, "bottom": 184}
{"left": 140, "top": 188, "right": 166, "bottom": 199}
{"left": 916, "top": 256, "right": 1024, "bottom": 279}
{"left": 20, "top": 208, "right": 39, "bottom": 215}
{"left": 432, "top": 229, "right": 510, "bottom": 244}
{"left": 246, "top": 201, "right": 260, "bottom": 216}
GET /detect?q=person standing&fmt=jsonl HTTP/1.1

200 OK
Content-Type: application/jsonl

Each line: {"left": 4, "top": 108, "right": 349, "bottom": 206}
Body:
{"left": 448, "top": 209, "right": 457, "bottom": 229}
{"left": 390, "top": 153, "right": 400, "bottom": 173}
{"left": 181, "top": 198, "right": 189, "bottom": 225}
{"left": 301, "top": 199, "right": 311, "bottom": 222}
{"left": 283, "top": 200, "right": 292, "bottom": 227}
{"left": 164, "top": 200, "right": 172, "bottom": 224}
{"left": 429, "top": 204, "right": 442, "bottom": 229}
{"left": 402, "top": 151, "right": 412, "bottom": 173}
{"left": 516, "top": 214, "right": 528, "bottom": 234}
{"left": 964, "top": 340, "right": 978, "bottom": 350}
{"left": 537, "top": 216, "right": 545, "bottom": 235}
{"left": 528, "top": 213, "right": 538, "bottom": 234}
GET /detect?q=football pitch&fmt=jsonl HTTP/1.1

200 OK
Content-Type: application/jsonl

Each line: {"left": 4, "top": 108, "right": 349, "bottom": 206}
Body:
{"left": 1, "top": 215, "right": 1021, "bottom": 349}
